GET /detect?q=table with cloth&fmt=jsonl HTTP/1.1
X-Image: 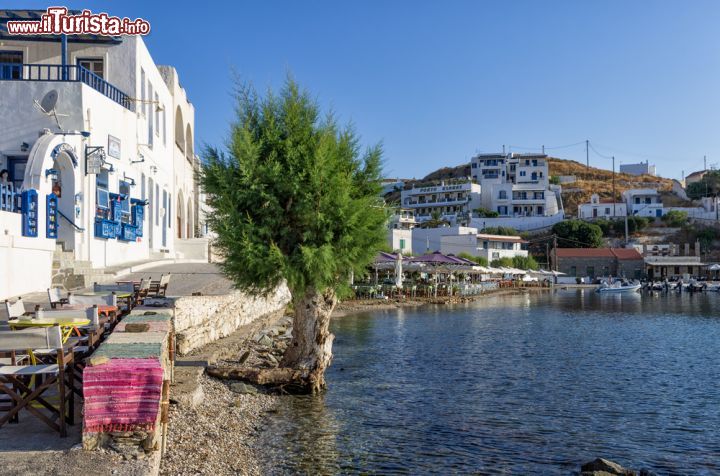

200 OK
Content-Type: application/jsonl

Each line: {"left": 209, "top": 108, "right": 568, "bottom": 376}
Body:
{"left": 82, "top": 310, "right": 173, "bottom": 451}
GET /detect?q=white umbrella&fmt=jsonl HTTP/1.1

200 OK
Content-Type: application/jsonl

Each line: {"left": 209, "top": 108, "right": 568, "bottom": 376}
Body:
{"left": 708, "top": 264, "right": 720, "bottom": 271}
{"left": 395, "top": 253, "right": 403, "bottom": 289}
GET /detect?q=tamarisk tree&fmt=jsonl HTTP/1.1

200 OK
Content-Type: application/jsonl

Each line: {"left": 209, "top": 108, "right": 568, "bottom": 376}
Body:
{"left": 201, "top": 79, "right": 387, "bottom": 393}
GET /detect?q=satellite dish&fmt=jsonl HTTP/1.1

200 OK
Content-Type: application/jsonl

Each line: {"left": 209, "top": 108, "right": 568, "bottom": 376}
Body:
{"left": 39, "top": 90, "right": 58, "bottom": 113}
{"left": 34, "top": 89, "right": 67, "bottom": 131}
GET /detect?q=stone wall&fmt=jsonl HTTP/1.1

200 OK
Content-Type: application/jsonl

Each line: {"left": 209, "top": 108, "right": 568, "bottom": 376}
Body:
{"left": 173, "top": 283, "right": 291, "bottom": 355}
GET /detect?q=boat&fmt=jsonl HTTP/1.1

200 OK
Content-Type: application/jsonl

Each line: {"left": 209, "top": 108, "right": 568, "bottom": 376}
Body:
{"left": 596, "top": 278, "right": 642, "bottom": 294}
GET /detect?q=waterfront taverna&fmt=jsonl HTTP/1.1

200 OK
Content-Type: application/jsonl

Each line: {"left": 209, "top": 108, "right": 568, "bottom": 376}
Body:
{"left": 0, "top": 10, "right": 205, "bottom": 299}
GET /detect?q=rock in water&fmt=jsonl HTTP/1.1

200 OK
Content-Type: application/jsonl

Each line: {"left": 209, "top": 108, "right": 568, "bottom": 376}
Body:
{"left": 581, "top": 458, "right": 636, "bottom": 476}
{"left": 229, "top": 382, "right": 258, "bottom": 395}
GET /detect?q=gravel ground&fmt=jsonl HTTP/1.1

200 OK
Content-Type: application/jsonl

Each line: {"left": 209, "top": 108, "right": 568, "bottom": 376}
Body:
{"left": 160, "top": 375, "right": 278, "bottom": 476}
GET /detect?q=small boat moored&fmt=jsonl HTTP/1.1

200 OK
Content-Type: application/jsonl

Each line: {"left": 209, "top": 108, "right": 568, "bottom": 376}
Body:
{"left": 596, "top": 278, "right": 642, "bottom": 294}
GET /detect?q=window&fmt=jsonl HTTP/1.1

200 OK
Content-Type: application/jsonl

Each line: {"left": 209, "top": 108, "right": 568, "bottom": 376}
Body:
{"left": 140, "top": 69, "right": 146, "bottom": 116}
{"left": 674, "top": 266, "right": 680, "bottom": 275}
{"left": 399, "top": 239, "right": 406, "bottom": 250}
{"left": 0, "top": 51, "right": 23, "bottom": 79}
{"left": 77, "top": 58, "right": 104, "bottom": 78}
{"left": 154, "top": 93, "right": 160, "bottom": 137}
{"left": 148, "top": 83, "right": 154, "bottom": 147}
{"left": 570, "top": 266, "right": 577, "bottom": 276}
{"left": 520, "top": 171, "right": 526, "bottom": 177}
{"left": 498, "top": 190, "right": 507, "bottom": 200}
{"left": 471, "top": 163, "right": 477, "bottom": 168}
{"left": 7, "top": 156, "right": 27, "bottom": 189}
{"left": 492, "top": 252, "right": 500, "bottom": 260}
{"left": 605, "top": 207, "right": 610, "bottom": 215}
{"left": 96, "top": 188, "right": 110, "bottom": 210}
{"left": 587, "top": 266, "right": 595, "bottom": 277}
{"left": 162, "top": 107, "right": 166, "bottom": 145}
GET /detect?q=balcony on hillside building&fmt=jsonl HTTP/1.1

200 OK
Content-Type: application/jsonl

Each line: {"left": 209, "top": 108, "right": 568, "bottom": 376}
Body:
{"left": 0, "top": 63, "right": 134, "bottom": 111}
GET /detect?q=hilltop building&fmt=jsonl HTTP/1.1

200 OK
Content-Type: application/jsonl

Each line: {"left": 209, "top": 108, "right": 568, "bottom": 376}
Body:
{"left": 622, "top": 189, "right": 664, "bottom": 218}
{"left": 400, "top": 180, "right": 481, "bottom": 225}
{"left": 577, "top": 194, "right": 627, "bottom": 219}
{"left": 619, "top": 161, "right": 656, "bottom": 176}
{"left": 470, "top": 152, "right": 562, "bottom": 219}
{"left": 0, "top": 10, "right": 207, "bottom": 298}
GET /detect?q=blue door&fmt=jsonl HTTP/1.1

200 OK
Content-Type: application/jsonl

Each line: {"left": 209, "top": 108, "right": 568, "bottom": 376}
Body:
{"left": 656, "top": 209, "right": 662, "bottom": 218}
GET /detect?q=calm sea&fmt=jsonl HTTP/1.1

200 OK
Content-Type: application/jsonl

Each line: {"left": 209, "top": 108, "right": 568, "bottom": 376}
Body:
{"left": 257, "top": 290, "right": 720, "bottom": 475}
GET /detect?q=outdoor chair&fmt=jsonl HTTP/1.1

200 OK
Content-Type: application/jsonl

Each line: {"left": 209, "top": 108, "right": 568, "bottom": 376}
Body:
{"left": 0, "top": 326, "right": 75, "bottom": 437}
{"left": 47, "top": 288, "right": 69, "bottom": 309}
{"left": 154, "top": 274, "right": 171, "bottom": 297}
{"left": 135, "top": 278, "right": 151, "bottom": 305}
{"left": 3, "top": 298, "right": 33, "bottom": 322}
{"left": 68, "top": 292, "right": 117, "bottom": 309}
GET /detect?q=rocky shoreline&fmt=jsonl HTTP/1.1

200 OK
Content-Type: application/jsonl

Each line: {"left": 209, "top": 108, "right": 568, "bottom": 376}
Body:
{"left": 160, "top": 287, "right": 547, "bottom": 475}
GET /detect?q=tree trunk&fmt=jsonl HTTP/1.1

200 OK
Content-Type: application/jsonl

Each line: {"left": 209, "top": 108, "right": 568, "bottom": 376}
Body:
{"left": 280, "top": 287, "right": 337, "bottom": 393}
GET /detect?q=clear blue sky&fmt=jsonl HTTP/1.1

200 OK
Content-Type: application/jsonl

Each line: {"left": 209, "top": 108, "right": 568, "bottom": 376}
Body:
{"left": 20, "top": 1, "right": 720, "bottom": 180}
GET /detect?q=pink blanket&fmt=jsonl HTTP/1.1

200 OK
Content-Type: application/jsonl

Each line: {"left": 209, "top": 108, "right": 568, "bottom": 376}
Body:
{"left": 83, "top": 358, "right": 164, "bottom": 433}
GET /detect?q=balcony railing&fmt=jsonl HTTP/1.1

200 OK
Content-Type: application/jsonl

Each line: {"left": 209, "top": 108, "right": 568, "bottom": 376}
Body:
{"left": 0, "top": 63, "right": 134, "bottom": 111}
{"left": 0, "top": 182, "right": 20, "bottom": 213}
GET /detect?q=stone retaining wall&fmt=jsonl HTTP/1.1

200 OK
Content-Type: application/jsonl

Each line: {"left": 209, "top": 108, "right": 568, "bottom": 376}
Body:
{"left": 173, "top": 283, "right": 291, "bottom": 355}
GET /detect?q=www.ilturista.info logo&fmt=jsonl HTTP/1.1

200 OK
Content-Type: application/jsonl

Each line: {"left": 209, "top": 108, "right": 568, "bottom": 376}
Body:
{"left": 7, "top": 7, "right": 150, "bottom": 36}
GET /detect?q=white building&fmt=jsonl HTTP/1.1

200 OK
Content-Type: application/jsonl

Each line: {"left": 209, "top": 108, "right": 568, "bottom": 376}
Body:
{"left": 387, "top": 228, "right": 412, "bottom": 255}
{"left": 441, "top": 233, "right": 528, "bottom": 262}
{"left": 619, "top": 161, "right": 656, "bottom": 176}
{"left": 400, "top": 180, "right": 481, "bottom": 225}
{"left": 470, "top": 153, "right": 561, "bottom": 218}
{"left": 623, "top": 189, "right": 664, "bottom": 218}
{"left": 0, "top": 12, "right": 204, "bottom": 299}
{"left": 578, "top": 194, "right": 627, "bottom": 219}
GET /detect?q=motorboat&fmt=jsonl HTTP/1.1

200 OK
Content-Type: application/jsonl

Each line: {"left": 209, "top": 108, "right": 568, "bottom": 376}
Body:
{"left": 596, "top": 278, "right": 642, "bottom": 294}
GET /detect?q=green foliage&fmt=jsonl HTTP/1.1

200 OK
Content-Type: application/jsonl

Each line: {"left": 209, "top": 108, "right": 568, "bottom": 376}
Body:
{"left": 686, "top": 171, "right": 720, "bottom": 199}
{"left": 662, "top": 210, "right": 689, "bottom": 227}
{"left": 697, "top": 227, "right": 716, "bottom": 250}
{"left": 549, "top": 175, "right": 561, "bottom": 185}
{"left": 418, "top": 210, "right": 451, "bottom": 229}
{"left": 512, "top": 255, "right": 539, "bottom": 270}
{"left": 610, "top": 216, "right": 650, "bottom": 235}
{"left": 457, "top": 252, "right": 489, "bottom": 266}
{"left": 481, "top": 226, "right": 519, "bottom": 236}
{"left": 491, "top": 257, "right": 514, "bottom": 268}
{"left": 552, "top": 220, "right": 604, "bottom": 248}
{"left": 595, "top": 218, "right": 612, "bottom": 236}
{"left": 473, "top": 207, "right": 499, "bottom": 218}
{"left": 200, "top": 78, "right": 388, "bottom": 297}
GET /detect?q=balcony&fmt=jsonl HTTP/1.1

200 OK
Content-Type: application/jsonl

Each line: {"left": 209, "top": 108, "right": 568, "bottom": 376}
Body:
{"left": 0, "top": 63, "right": 134, "bottom": 111}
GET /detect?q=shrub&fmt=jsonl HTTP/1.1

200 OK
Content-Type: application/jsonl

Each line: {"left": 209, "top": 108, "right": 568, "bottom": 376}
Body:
{"left": 512, "top": 255, "right": 539, "bottom": 270}
{"left": 552, "top": 220, "right": 604, "bottom": 248}
{"left": 662, "top": 210, "right": 689, "bottom": 227}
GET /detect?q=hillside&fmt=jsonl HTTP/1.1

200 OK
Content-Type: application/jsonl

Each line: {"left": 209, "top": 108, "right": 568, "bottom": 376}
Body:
{"left": 547, "top": 158, "right": 675, "bottom": 216}
{"left": 384, "top": 157, "right": 677, "bottom": 215}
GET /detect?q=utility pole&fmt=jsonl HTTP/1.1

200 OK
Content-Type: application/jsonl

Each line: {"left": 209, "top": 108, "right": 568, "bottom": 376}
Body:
{"left": 704, "top": 155, "right": 707, "bottom": 171}
{"left": 552, "top": 234, "right": 558, "bottom": 271}
{"left": 624, "top": 212, "right": 629, "bottom": 245}
{"left": 612, "top": 156, "right": 616, "bottom": 218}
{"left": 542, "top": 145, "right": 545, "bottom": 154}
{"left": 502, "top": 144, "right": 505, "bottom": 155}
{"left": 585, "top": 139, "right": 589, "bottom": 169}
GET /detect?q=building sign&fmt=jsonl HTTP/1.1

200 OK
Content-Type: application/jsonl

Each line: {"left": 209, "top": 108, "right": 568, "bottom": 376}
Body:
{"left": 108, "top": 135, "right": 121, "bottom": 159}
{"left": 85, "top": 146, "right": 108, "bottom": 175}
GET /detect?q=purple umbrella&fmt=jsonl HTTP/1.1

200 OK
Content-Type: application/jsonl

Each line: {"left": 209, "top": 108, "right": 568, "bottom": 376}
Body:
{"left": 408, "top": 251, "right": 461, "bottom": 264}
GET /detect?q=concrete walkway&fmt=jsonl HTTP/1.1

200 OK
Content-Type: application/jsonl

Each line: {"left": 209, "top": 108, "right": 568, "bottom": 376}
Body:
{"left": 0, "top": 262, "right": 231, "bottom": 475}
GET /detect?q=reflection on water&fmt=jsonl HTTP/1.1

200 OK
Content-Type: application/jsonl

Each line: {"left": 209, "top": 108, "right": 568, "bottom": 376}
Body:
{"left": 257, "top": 290, "right": 720, "bottom": 475}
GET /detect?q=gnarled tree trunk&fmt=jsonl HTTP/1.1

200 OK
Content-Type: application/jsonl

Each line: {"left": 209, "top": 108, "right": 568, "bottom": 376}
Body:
{"left": 280, "top": 287, "right": 337, "bottom": 393}
{"left": 207, "top": 287, "right": 337, "bottom": 394}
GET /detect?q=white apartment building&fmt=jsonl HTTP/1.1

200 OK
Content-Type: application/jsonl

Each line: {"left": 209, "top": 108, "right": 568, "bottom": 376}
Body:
{"left": 0, "top": 11, "right": 205, "bottom": 298}
{"left": 470, "top": 153, "right": 561, "bottom": 218}
{"left": 578, "top": 194, "right": 627, "bottom": 219}
{"left": 441, "top": 233, "right": 528, "bottom": 262}
{"left": 619, "top": 161, "right": 656, "bottom": 176}
{"left": 400, "top": 180, "right": 481, "bottom": 225}
{"left": 622, "top": 189, "right": 664, "bottom": 218}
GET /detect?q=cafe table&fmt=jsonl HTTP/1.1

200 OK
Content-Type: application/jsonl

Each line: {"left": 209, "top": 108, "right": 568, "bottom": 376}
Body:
{"left": 8, "top": 315, "right": 91, "bottom": 343}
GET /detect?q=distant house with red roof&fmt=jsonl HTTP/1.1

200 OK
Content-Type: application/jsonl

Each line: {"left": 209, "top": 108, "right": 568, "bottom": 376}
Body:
{"left": 552, "top": 247, "right": 644, "bottom": 280}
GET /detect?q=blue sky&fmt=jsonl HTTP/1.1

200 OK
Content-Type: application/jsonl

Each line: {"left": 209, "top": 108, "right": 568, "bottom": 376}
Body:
{"left": 19, "top": 1, "right": 720, "bottom": 180}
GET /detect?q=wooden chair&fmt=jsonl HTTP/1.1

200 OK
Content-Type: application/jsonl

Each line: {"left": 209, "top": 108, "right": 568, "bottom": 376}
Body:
{"left": 0, "top": 326, "right": 75, "bottom": 437}
{"left": 47, "top": 288, "right": 69, "bottom": 309}
{"left": 156, "top": 274, "right": 171, "bottom": 297}
{"left": 4, "top": 298, "right": 31, "bottom": 322}
{"left": 135, "top": 278, "right": 151, "bottom": 305}
{"left": 148, "top": 274, "right": 164, "bottom": 296}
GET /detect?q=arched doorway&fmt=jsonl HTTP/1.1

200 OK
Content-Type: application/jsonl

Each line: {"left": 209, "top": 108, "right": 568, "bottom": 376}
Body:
{"left": 176, "top": 190, "right": 185, "bottom": 239}
{"left": 51, "top": 148, "right": 77, "bottom": 250}
{"left": 175, "top": 107, "right": 185, "bottom": 153}
{"left": 186, "top": 197, "right": 193, "bottom": 239}
{"left": 147, "top": 177, "right": 155, "bottom": 248}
